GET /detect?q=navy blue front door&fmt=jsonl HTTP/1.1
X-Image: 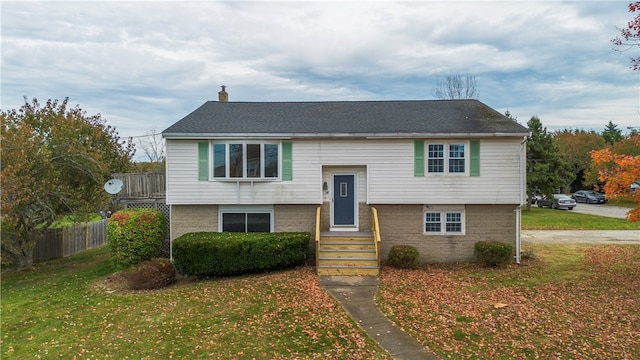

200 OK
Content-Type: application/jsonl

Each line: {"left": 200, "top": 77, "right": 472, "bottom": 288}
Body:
{"left": 333, "top": 174, "right": 355, "bottom": 226}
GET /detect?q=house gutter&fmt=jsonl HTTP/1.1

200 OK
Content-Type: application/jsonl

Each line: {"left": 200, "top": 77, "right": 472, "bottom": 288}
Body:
{"left": 162, "top": 132, "right": 530, "bottom": 140}
{"left": 515, "top": 136, "right": 528, "bottom": 264}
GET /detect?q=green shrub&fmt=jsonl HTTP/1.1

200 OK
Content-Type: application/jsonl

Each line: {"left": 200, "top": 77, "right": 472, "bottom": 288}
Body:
{"left": 107, "top": 209, "right": 166, "bottom": 268}
{"left": 475, "top": 241, "right": 513, "bottom": 267}
{"left": 521, "top": 249, "right": 538, "bottom": 261}
{"left": 387, "top": 245, "right": 420, "bottom": 269}
{"left": 172, "top": 232, "right": 309, "bottom": 277}
{"left": 124, "top": 258, "right": 176, "bottom": 290}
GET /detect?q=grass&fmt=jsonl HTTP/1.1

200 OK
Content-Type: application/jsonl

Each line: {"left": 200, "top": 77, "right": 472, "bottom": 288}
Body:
{"left": 1, "top": 247, "right": 391, "bottom": 359}
{"left": 521, "top": 206, "right": 640, "bottom": 230}
{"left": 3, "top": 209, "right": 638, "bottom": 358}
{"left": 379, "top": 243, "right": 640, "bottom": 359}
{"left": 49, "top": 214, "right": 103, "bottom": 228}
{"left": 5, "top": 243, "right": 639, "bottom": 360}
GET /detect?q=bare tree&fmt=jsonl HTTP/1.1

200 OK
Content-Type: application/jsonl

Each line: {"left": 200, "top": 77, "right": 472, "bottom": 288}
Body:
{"left": 137, "top": 128, "right": 165, "bottom": 162}
{"left": 611, "top": 2, "right": 640, "bottom": 70}
{"left": 432, "top": 73, "right": 479, "bottom": 99}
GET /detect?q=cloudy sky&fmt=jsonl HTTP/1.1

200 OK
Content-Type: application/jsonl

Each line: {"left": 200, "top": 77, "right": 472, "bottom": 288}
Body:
{"left": 2, "top": 1, "right": 639, "bottom": 158}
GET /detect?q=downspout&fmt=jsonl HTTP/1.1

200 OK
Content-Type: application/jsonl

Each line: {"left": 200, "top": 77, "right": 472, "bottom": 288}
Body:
{"left": 515, "top": 136, "right": 527, "bottom": 264}
{"left": 169, "top": 205, "right": 173, "bottom": 262}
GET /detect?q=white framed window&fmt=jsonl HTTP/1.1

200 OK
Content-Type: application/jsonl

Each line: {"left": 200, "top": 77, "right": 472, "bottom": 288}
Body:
{"left": 218, "top": 206, "right": 274, "bottom": 233}
{"left": 448, "top": 144, "right": 466, "bottom": 173}
{"left": 426, "top": 142, "right": 467, "bottom": 174}
{"left": 427, "top": 144, "right": 445, "bottom": 173}
{"left": 423, "top": 206, "right": 465, "bottom": 235}
{"left": 213, "top": 142, "right": 279, "bottom": 180}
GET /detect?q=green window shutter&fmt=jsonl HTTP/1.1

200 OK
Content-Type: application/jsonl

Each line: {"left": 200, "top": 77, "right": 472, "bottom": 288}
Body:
{"left": 282, "top": 142, "right": 293, "bottom": 181}
{"left": 198, "top": 141, "right": 209, "bottom": 181}
{"left": 470, "top": 140, "right": 480, "bottom": 177}
{"left": 414, "top": 140, "right": 424, "bottom": 177}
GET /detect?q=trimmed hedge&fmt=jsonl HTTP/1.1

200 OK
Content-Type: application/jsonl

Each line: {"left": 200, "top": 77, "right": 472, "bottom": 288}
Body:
{"left": 172, "top": 232, "right": 309, "bottom": 276}
{"left": 474, "top": 240, "right": 513, "bottom": 267}
{"left": 107, "top": 209, "right": 166, "bottom": 268}
{"left": 387, "top": 245, "right": 420, "bottom": 269}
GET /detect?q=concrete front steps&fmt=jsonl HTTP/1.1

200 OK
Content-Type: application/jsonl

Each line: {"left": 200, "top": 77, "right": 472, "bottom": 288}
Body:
{"left": 317, "top": 232, "right": 379, "bottom": 276}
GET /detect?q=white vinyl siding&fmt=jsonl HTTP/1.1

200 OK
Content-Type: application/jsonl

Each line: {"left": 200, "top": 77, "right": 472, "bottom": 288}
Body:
{"left": 367, "top": 139, "right": 522, "bottom": 204}
{"left": 166, "top": 140, "right": 319, "bottom": 205}
{"left": 165, "top": 138, "right": 523, "bottom": 205}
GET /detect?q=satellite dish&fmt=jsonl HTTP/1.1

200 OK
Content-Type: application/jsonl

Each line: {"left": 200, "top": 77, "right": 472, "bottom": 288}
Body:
{"left": 104, "top": 179, "right": 124, "bottom": 195}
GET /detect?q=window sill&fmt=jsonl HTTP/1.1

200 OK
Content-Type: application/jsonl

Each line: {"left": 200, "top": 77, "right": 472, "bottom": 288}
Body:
{"left": 425, "top": 173, "right": 469, "bottom": 176}
{"left": 424, "top": 232, "right": 465, "bottom": 236}
{"left": 211, "top": 178, "right": 280, "bottom": 182}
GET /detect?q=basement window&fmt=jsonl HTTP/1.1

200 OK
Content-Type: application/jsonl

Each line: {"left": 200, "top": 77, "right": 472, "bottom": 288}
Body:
{"left": 423, "top": 206, "right": 465, "bottom": 235}
{"left": 219, "top": 207, "right": 274, "bottom": 233}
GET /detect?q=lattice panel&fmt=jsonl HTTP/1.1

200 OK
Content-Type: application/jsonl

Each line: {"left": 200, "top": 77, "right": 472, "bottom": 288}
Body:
{"left": 125, "top": 201, "right": 171, "bottom": 257}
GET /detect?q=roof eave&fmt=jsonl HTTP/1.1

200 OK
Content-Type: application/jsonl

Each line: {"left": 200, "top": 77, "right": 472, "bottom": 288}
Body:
{"left": 162, "top": 132, "right": 530, "bottom": 140}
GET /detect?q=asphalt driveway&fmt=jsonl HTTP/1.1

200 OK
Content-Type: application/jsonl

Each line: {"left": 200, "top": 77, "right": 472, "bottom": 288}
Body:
{"left": 522, "top": 230, "right": 639, "bottom": 244}
{"left": 569, "top": 203, "right": 630, "bottom": 219}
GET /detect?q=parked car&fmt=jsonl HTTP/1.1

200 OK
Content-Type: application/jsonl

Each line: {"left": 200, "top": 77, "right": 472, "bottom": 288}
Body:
{"left": 526, "top": 189, "right": 542, "bottom": 204}
{"left": 537, "top": 194, "right": 576, "bottom": 210}
{"left": 571, "top": 190, "right": 606, "bottom": 204}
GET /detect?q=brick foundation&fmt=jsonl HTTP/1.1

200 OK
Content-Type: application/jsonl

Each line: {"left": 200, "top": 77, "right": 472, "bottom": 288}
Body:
{"left": 170, "top": 205, "right": 218, "bottom": 240}
{"left": 374, "top": 204, "right": 517, "bottom": 263}
{"left": 170, "top": 203, "right": 518, "bottom": 264}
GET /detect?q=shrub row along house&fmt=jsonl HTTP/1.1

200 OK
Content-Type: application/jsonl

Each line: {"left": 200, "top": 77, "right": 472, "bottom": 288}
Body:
{"left": 162, "top": 87, "right": 529, "bottom": 275}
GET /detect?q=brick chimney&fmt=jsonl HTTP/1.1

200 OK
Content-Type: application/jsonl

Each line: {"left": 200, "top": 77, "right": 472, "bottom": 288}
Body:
{"left": 218, "top": 85, "right": 229, "bottom": 102}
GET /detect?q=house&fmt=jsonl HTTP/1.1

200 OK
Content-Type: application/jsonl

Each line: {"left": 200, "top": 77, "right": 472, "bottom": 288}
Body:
{"left": 162, "top": 87, "right": 529, "bottom": 275}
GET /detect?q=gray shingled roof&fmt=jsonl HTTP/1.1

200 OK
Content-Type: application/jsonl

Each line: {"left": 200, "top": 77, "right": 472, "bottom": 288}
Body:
{"left": 162, "top": 99, "right": 529, "bottom": 138}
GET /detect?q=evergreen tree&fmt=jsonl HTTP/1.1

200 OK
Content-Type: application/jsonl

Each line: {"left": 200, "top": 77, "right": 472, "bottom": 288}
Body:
{"left": 602, "top": 121, "right": 623, "bottom": 145}
{"left": 525, "top": 117, "right": 573, "bottom": 210}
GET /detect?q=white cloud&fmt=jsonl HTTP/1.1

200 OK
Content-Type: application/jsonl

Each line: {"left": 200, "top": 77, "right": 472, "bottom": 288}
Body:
{"left": 2, "top": 0, "right": 639, "bottom": 153}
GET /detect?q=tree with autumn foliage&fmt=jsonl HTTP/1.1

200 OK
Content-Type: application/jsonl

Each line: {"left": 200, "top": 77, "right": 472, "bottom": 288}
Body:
{"left": 612, "top": 2, "right": 640, "bottom": 70}
{"left": 554, "top": 129, "right": 606, "bottom": 192}
{"left": 591, "top": 138, "right": 640, "bottom": 221}
{"left": 1, "top": 97, "right": 135, "bottom": 268}
{"left": 584, "top": 133, "right": 640, "bottom": 188}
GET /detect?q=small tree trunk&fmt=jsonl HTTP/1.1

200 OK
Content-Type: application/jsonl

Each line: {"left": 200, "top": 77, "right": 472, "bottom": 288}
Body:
{"left": 4, "top": 230, "right": 38, "bottom": 270}
{"left": 16, "top": 251, "right": 34, "bottom": 269}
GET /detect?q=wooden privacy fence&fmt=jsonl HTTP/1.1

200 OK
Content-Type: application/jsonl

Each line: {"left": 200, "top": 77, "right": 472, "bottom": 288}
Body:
{"left": 111, "top": 172, "right": 165, "bottom": 199}
{"left": 33, "top": 219, "right": 108, "bottom": 262}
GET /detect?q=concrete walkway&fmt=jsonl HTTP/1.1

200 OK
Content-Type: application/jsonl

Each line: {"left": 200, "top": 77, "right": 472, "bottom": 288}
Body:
{"left": 320, "top": 276, "right": 439, "bottom": 360}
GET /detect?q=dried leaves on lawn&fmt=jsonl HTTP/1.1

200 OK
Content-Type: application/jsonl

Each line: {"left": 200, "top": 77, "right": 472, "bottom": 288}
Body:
{"left": 378, "top": 245, "right": 640, "bottom": 360}
{"left": 4, "top": 263, "right": 391, "bottom": 359}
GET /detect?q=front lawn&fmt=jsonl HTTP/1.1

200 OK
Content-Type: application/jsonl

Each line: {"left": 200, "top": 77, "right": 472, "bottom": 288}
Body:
{"left": 521, "top": 206, "right": 639, "bottom": 230}
{"left": 1, "top": 247, "right": 390, "bottom": 359}
{"left": 378, "top": 243, "right": 640, "bottom": 359}
{"left": 3, "top": 214, "right": 639, "bottom": 359}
